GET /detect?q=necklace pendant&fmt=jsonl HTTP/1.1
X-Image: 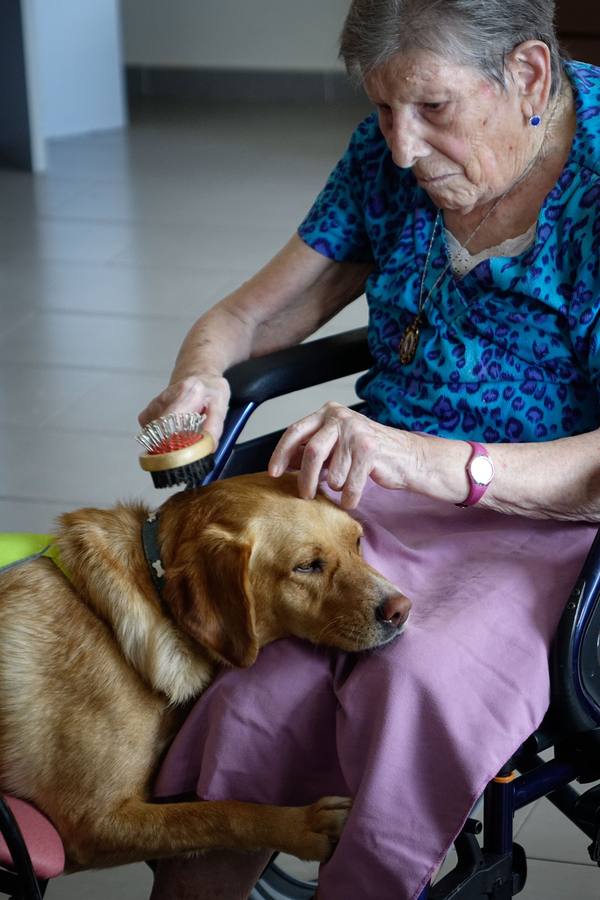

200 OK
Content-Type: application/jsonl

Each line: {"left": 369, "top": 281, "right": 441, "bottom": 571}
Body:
{"left": 399, "top": 315, "right": 421, "bottom": 365}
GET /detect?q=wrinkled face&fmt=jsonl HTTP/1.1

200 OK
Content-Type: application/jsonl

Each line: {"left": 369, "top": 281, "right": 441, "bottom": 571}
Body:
{"left": 364, "top": 50, "right": 533, "bottom": 214}
{"left": 245, "top": 476, "right": 411, "bottom": 653}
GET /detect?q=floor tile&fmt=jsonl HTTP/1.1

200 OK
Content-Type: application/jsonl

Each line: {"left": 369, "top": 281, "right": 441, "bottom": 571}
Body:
{"left": 0, "top": 364, "right": 105, "bottom": 427}
{"left": 519, "top": 858, "right": 599, "bottom": 898}
{"left": 0, "top": 170, "right": 88, "bottom": 220}
{"left": 0, "top": 217, "right": 135, "bottom": 265}
{"left": 274, "top": 852, "right": 318, "bottom": 883}
{"left": 0, "top": 259, "right": 249, "bottom": 318}
{"left": 0, "top": 425, "right": 175, "bottom": 507}
{"left": 0, "top": 311, "right": 184, "bottom": 374}
{"left": 517, "top": 794, "right": 597, "bottom": 867}
{"left": 112, "top": 220, "right": 295, "bottom": 271}
{"left": 45, "top": 863, "right": 153, "bottom": 900}
{"left": 40, "top": 854, "right": 600, "bottom": 899}
{"left": 0, "top": 301, "right": 35, "bottom": 340}
{"left": 46, "top": 372, "right": 169, "bottom": 436}
{"left": 29, "top": 173, "right": 318, "bottom": 231}
{"left": 42, "top": 128, "right": 135, "bottom": 183}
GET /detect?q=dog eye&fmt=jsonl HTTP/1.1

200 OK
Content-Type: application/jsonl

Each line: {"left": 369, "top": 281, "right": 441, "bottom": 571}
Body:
{"left": 294, "top": 559, "right": 324, "bottom": 574}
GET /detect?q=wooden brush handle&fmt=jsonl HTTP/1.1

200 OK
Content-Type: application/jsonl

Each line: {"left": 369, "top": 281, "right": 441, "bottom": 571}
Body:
{"left": 139, "top": 433, "right": 215, "bottom": 473}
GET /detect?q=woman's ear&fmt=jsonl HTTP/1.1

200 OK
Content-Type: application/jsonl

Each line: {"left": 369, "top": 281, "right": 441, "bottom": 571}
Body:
{"left": 164, "top": 525, "right": 259, "bottom": 668}
{"left": 506, "top": 40, "right": 553, "bottom": 122}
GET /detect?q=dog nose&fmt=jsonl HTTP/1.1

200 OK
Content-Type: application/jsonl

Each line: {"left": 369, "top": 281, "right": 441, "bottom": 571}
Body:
{"left": 375, "top": 594, "right": 411, "bottom": 628}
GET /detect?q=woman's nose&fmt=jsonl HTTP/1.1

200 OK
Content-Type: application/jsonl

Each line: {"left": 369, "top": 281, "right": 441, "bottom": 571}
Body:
{"left": 387, "top": 110, "right": 430, "bottom": 169}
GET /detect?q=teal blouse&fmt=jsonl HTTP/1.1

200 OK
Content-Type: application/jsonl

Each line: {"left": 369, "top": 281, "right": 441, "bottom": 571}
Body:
{"left": 298, "top": 60, "right": 600, "bottom": 443}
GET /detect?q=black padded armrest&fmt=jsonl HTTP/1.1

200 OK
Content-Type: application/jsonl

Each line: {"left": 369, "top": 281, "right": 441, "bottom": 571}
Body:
{"left": 224, "top": 326, "right": 371, "bottom": 407}
{"left": 209, "top": 327, "right": 371, "bottom": 481}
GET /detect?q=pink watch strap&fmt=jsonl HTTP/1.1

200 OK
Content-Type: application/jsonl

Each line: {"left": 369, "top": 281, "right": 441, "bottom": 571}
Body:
{"left": 456, "top": 441, "right": 494, "bottom": 508}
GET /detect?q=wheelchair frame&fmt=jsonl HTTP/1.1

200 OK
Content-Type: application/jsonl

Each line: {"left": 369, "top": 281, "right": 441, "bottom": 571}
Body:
{"left": 2, "top": 326, "right": 600, "bottom": 900}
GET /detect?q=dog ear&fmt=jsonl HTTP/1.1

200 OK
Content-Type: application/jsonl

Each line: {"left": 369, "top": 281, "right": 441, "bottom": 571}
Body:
{"left": 164, "top": 526, "right": 259, "bottom": 668}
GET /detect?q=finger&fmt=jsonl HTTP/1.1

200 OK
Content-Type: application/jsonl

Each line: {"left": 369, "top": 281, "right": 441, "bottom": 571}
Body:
{"left": 138, "top": 402, "right": 156, "bottom": 428}
{"left": 296, "top": 418, "right": 341, "bottom": 500}
{"left": 137, "top": 389, "right": 178, "bottom": 426}
{"left": 326, "top": 437, "right": 353, "bottom": 492}
{"left": 202, "top": 399, "right": 227, "bottom": 445}
{"left": 138, "top": 383, "right": 194, "bottom": 426}
{"left": 139, "top": 377, "right": 215, "bottom": 426}
{"left": 339, "top": 458, "right": 371, "bottom": 509}
{"left": 269, "top": 411, "right": 328, "bottom": 477}
{"left": 283, "top": 443, "right": 310, "bottom": 474}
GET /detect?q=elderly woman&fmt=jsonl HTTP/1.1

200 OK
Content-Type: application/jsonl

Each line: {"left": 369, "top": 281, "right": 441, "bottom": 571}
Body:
{"left": 140, "top": 0, "right": 600, "bottom": 897}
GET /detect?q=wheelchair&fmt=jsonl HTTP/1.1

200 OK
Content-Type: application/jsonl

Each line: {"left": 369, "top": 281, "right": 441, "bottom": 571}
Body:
{"left": 2, "top": 326, "right": 600, "bottom": 900}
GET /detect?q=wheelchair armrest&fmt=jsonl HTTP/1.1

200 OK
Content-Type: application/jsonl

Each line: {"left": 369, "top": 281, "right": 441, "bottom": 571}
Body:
{"left": 208, "top": 327, "right": 372, "bottom": 481}
{"left": 224, "top": 326, "right": 371, "bottom": 407}
{"left": 551, "top": 527, "right": 600, "bottom": 775}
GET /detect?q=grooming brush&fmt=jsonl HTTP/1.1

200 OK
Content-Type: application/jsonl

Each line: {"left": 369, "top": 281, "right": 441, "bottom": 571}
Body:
{"left": 137, "top": 412, "right": 215, "bottom": 489}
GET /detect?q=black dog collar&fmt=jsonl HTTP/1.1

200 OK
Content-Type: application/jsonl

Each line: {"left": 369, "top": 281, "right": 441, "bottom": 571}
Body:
{"left": 141, "top": 511, "right": 166, "bottom": 597}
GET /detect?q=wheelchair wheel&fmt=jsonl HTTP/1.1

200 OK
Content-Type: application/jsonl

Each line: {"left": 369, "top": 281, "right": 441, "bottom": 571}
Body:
{"left": 250, "top": 857, "right": 317, "bottom": 899}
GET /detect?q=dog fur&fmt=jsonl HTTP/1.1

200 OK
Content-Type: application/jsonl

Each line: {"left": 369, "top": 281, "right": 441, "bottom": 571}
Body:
{"left": 0, "top": 472, "right": 410, "bottom": 871}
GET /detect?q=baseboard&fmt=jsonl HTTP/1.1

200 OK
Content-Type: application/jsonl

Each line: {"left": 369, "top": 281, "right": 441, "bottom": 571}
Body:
{"left": 126, "top": 65, "right": 368, "bottom": 105}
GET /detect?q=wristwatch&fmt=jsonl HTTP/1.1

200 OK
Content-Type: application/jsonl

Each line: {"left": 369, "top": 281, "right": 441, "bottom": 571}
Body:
{"left": 456, "top": 441, "right": 494, "bottom": 508}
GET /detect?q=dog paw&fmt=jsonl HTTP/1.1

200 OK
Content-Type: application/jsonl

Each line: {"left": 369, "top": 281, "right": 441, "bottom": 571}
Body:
{"left": 291, "top": 795, "right": 352, "bottom": 861}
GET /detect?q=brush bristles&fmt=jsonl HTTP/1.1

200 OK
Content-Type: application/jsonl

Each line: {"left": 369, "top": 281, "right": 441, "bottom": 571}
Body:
{"left": 136, "top": 412, "right": 207, "bottom": 454}
{"left": 150, "top": 456, "right": 214, "bottom": 489}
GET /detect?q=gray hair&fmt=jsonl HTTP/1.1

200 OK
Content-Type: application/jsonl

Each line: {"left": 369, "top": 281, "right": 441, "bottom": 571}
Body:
{"left": 340, "top": 0, "right": 564, "bottom": 98}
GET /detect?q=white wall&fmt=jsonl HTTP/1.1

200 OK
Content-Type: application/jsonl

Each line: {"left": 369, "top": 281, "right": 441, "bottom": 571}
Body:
{"left": 120, "top": 0, "right": 350, "bottom": 71}
{"left": 33, "top": 0, "right": 126, "bottom": 139}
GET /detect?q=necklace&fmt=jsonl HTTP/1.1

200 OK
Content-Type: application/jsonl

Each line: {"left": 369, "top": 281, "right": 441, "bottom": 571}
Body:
{"left": 398, "top": 193, "right": 503, "bottom": 365}
{"left": 398, "top": 100, "right": 560, "bottom": 366}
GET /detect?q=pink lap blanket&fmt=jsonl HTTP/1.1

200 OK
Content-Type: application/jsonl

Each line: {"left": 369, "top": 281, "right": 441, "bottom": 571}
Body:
{"left": 155, "top": 483, "right": 597, "bottom": 899}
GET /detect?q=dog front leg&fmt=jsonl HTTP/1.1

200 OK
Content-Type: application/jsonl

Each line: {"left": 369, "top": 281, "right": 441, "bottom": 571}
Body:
{"left": 63, "top": 794, "right": 351, "bottom": 870}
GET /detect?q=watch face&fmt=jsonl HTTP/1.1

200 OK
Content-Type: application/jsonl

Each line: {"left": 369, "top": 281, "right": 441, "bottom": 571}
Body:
{"left": 470, "top": 455, "right": 494, "bottom": 486}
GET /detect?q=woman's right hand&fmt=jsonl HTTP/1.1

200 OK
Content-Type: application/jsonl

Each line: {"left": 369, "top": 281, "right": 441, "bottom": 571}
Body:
{"left": 137, "top": 373, "right": 231, "bottom": 444}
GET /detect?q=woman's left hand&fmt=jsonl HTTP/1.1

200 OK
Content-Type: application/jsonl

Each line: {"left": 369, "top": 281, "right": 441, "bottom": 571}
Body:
{"left": 268, "top": 402, "right": 414, "bottom": 508}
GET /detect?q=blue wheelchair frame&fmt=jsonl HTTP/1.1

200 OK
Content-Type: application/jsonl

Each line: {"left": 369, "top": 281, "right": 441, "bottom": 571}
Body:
{"left": 2, "top": 326, "right": 600, "bottom": 899}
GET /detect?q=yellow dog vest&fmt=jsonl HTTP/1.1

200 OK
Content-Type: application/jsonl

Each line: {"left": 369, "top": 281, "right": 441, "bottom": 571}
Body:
{"left": 0, "top": 533, "right": 70, "bottom": 580}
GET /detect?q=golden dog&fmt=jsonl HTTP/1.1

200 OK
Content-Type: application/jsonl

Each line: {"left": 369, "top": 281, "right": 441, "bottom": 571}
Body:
{"left": 0, "top": 473, "right": 410, "bottom": 871}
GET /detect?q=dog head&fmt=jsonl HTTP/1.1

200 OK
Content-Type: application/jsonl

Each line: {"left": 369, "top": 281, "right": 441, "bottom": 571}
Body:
{"left": 161, "top": 473, "right": 410, "bottom": 668}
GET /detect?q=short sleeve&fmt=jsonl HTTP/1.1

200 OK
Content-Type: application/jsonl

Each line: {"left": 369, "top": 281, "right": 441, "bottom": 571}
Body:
{"left": 297, "top": 116, "right": 377, "bottom": 264}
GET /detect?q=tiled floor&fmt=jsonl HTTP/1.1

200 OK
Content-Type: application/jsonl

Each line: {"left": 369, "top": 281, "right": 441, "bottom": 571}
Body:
{"left": 1, "top": 98, "right": 597, "bottom": 898}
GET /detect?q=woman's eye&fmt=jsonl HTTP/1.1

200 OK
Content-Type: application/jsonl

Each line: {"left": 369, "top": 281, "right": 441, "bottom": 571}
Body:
{"left": 421, "top": 102, "right": 445, "bottom": 112}
{"left": 294, "top": 559, "right": 324, "bottom": 574}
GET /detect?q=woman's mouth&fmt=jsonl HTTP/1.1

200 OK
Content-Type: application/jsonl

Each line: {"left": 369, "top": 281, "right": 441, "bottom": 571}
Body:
{"left": 417, "top": 173, "right": 455, "bottom": 184}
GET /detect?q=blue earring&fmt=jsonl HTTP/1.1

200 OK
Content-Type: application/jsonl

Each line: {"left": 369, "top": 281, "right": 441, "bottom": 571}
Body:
{"left": 529, "top": 114, "right": 542, "bottom": 127}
